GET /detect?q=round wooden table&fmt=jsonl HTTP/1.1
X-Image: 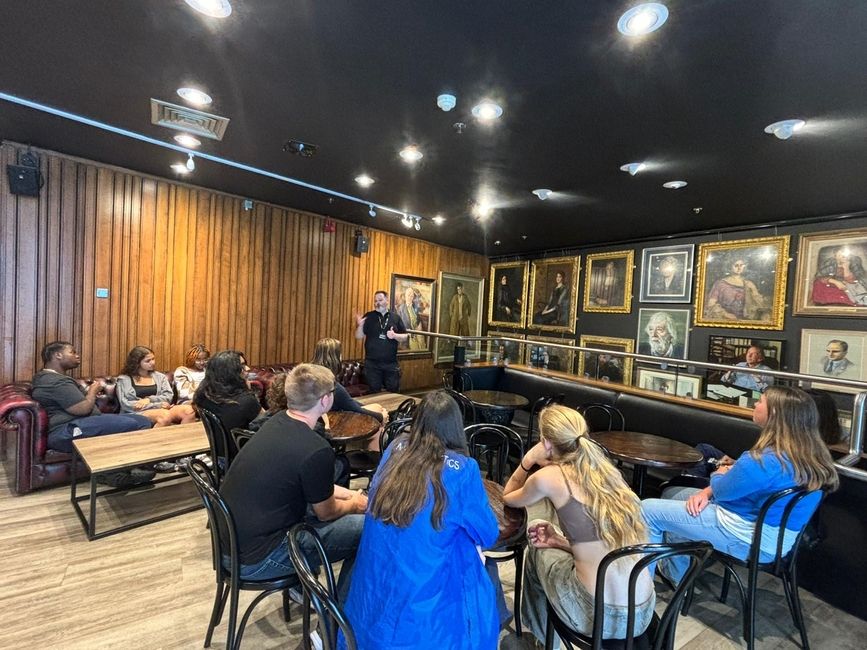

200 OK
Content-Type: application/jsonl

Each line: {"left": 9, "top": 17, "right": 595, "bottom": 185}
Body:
{"left": 483, "top": 479, "right": 527, "bottom": 548}
{"left": 325, "top": 411, "right": 381, "bottom": 452}
{"left": 464, "top": 390, "right": 530, "bottom": 425}
{"left": 589, "top": 430, "right": 704, "bottom": 497}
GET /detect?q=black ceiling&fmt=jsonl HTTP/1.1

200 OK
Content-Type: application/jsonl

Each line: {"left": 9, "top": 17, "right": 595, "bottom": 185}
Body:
{"left": 3, "top": 1, "right": 867, "bottom": 256}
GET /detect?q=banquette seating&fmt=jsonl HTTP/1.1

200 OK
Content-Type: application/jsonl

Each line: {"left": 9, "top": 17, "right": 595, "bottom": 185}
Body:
{"left": 0, "top": 360, "right": 369, "bottom": 494}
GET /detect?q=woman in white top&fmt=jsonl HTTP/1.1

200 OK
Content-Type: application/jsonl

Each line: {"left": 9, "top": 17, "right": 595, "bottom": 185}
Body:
{"left": 173, "top": 343, "right": 210, "bottom": 404}
{"left": 116, "top": 346, "right": 196, "bottom": 426}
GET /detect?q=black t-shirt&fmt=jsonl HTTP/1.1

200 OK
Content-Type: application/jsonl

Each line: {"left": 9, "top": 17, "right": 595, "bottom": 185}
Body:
{"left": 31, "top": 370, "right": 100, "bottom": 433}
{"left": 361, "top": 309, "right": 406, "bottom": 363}
{"left": 220, "top": 411, "right": 336, "bottom": 564}
{"left": 195, "top": 392, "right": 261, "bottom": 432}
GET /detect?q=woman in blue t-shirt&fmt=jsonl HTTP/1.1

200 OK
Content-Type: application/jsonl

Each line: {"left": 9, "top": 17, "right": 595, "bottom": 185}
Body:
{"left": 641, "top": 386, "right": 839, "bottom": 582}
{"left": 341, "top": 390, "right": 500, "bottom": 650}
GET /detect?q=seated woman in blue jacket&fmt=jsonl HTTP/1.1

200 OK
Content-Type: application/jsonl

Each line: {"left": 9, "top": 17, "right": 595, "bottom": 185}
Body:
{"left": 341, "top": 390, "right": 500, "bottom": 650}
{"left": 641, "top": 385, "right": 839, "bottom": 583}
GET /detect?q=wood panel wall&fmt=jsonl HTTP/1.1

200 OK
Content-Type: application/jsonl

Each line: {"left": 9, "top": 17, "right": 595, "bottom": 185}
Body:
{"left": 0, "top": 143, "right": 487, "bottom": 390}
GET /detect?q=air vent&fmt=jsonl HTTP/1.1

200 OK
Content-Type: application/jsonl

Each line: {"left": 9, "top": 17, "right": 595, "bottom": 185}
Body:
{"left": 150, "top": 98, "right": 230, "bottom": 141}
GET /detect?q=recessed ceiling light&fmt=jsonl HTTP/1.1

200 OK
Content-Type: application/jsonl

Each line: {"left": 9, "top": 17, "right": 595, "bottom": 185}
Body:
{"left": 399, "top": 145, "right": 424, "bottom": 163}
{"left": 473, "top": 202, "right": 493, "bottom": 219}
{"left": 494, "top": 240, "right": 502, "bottom": 246}
{"left": 171, "top": 163, "right": 191, "bottom": 174}
{"left": 663, "top": 180, "right": 687, "bottom": 189}
{"left": 532, "top": 189, "right": 553, "bottom": 200}
{"left": 620, "top": 162, "right": 646, "bottom": 176}
{"left": 355, "top": 174, "right": 375, "bottom": 188}
{"left": 437, "top": 94, "right": 457, "bottom": 111}
{"left": 433, "top": 215, "right": 446, "bottom": 225}
{"left": 173, "top": 133, "right": 202, "bottom": 148}
{"left": 764, "top": 119, "right": 806, "bottom": 140}
{"left": 177, "top": 87, "right": 213, "bottom": 106}
{"left": 617, "top": 3, "right": 669, "bottom": 36}
{"left": 471, "top": 100, "right": 503, "bottom": 121}
{"left": 184, "top": 0, "right": 232, "bottom": 18}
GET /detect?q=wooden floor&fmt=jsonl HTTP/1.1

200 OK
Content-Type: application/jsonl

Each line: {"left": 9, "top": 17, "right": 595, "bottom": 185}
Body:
{"left": 2, "top": 460, "right": 866, "bottom": 649}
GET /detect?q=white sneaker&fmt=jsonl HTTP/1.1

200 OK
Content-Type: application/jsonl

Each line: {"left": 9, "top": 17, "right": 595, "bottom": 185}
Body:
{"left": 309, "top": 629, "right": 323, "bottom": 650}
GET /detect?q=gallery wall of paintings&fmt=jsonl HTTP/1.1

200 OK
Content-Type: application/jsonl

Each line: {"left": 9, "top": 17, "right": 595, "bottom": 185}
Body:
{"left": 483, "top": 215, "right": 867, "bottom": 408}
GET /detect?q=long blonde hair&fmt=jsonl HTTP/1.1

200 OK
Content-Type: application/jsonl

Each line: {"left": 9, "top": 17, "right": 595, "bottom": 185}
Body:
{"left": 539, "top": 405, "right": 647, "bottom": 548}
{"left": 752, "top": 386, "right": 839, "bottom": 492}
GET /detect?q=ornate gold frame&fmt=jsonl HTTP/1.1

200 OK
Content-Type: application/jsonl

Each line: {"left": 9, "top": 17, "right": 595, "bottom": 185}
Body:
{"left": 524, "top": 334, "right": 577, "bottom": 373}
{"left": 694, "top": 236, "right": 790, "bottom": 330}
{"left": 527, "top": 255, "right": 580, "bottom": 334}
{"left": 793, "top": 228, "right": 867, "bottom": 317}
{"left": 488, "top": 261, "right": 530, "bottom": 328}
{"left": 582, "top": 250, "right": 634, "bottom": 314}
{"left": 577, "top": 335, "right": 634, "bottom": 386}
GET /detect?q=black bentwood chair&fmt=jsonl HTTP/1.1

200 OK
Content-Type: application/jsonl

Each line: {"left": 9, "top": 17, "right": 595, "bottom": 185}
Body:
{"left": 545, "top": 541, "right": 713, "bottom": 650}
{"left": 186, "top": 459, "right": 298, "bottom": 650}
{"left": 196, "top": 406, "right": 238, "bottom": 489}
{"left": 346, "top": 417, "right": 413, "bottom": 486}
{"left": 230, "top": 427, "right": 255, "bottom": 452}
{"left": 685, "top": 487, "right": 824, "bottom": 650}
{"left": 524, "top": 393, "right": 566, "bottom": 448}
{"left": 287, "top": 523, "right": 357, "bottom": 650}
{"left": 445, "top": 388, "right": 477, "bottom": 426}
{"left": 392, "top": 398, "right": 418, "bottom": 420}
{"left": 576, "top": 403, "right": 626, "bottom": 433}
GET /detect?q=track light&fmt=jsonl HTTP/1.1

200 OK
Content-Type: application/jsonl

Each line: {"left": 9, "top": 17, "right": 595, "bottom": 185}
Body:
{"left": 413, "top": 216, "right": 421, "bottom": 231}
{"left": 401, "top": 213, "right": 412, "bottom": 228}
{"left": 368, "top": 204, "right": 376, "bottom": 217}
{"left": 186, "top": 153, "right": 195, "bottom": 171}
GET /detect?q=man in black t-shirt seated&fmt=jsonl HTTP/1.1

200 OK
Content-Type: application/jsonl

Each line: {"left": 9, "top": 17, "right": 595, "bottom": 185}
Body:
{"left": 220, "top": 363, "right": 367, "bottom": 601}
{"left": 354, "top": 290, "right": 408, "bottom": 392}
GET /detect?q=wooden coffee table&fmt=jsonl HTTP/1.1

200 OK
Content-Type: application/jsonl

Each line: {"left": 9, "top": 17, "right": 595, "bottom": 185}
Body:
{"left": 357, "top": 391, "right": 419, "bottom": 414}
{"left": 71, "top": 421, "right": 208, "bottom": 540}
{"left": 484, "top": 479, "right": 527, "bottom": 547}
{"left": 325, "top": 411, "right": 381, "bottom": 452}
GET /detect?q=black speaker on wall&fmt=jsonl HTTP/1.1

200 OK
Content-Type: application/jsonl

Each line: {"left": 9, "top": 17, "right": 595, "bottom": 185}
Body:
{"left": 7, "top": 164, "right": 41, "bottom": 197}
{"left": 354, "top": 233, "right": 369, "bottom": 254}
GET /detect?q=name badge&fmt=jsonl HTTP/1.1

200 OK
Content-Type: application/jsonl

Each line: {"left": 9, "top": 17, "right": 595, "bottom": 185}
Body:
{"left": 379, "top": 333, "right": 387, "bottom": 340}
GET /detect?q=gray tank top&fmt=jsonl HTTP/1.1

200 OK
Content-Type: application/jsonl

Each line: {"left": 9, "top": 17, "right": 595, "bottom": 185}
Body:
{"left": 554, "top": 464, "right": 600, "bottom": 544}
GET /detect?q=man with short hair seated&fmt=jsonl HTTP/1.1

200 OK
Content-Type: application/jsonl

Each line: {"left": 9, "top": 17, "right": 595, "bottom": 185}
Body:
{"left": 220, "top": 363, "right": 367, "bottom": 601}
{"left": 31, "top": 341, "right": 154, "bottom": 487}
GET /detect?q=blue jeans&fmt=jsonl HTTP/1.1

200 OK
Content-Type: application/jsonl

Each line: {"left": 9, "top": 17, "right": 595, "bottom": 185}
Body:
{"left": 641, "top": 488, "right": 769, "bottom": 582}
{"left": 239, "top": 513, "right": 364, "bottom": 604}
{"left": 49, "top": 413, "right": 153, "bottom": 453}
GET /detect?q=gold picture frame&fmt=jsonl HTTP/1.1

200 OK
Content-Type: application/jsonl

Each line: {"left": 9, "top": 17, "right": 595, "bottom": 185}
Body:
{"left": 583, "top": 250, "right": 634, "bottom": 314}
{"left": 528, "top": 255, "right": 580, "bottom": 334}
{"left": 793, "top": 228, "right": 867, "bottom": 317}
{"left": 524, "top": 335, "right": 577, "bottom": 374}
{"left": 577, "top": 335, "right": 634, "bottom": 386}
{"left": 488, "top": 261, "right": 529, "bottom": 328}
{"left": 694, "top": 236, "right": 790, "bottom": 330}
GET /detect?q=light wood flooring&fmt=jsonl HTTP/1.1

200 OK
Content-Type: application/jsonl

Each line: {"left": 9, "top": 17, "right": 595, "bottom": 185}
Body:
{"left": 2, "top": 461, "right": 866, "bottom": 649}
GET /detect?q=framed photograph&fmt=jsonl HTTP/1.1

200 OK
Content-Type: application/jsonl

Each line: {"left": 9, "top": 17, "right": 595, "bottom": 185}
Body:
{"left": 577, "top": 335, "right": 634, "bottom": 386}
{"left": 524, "top": 335, "right": 577, "bottom": 374}
{"left": 793, "top": 228, "right": 867, "bottom": 317}
{"left": 637, "top": 368, "right": 702, "bottom": 399}
{"left": 636, "top": 308, "right": 691, "bottom": 360}
{"left": 694, "top": 236, "right": 790, "bottom": 330}
{"left": 390, "top": 274, "right": 435, "bottom": 357}
{"left": 705, "top": 336, "right": 785, "bottom": 404}
{"left": 583, "top": 250, "right": 634, "bottom": 313}
{"left": 528, "top": 256, "right": 580, "bottom": 333}
{"left": 639, "top": 244, "right": 694, "bottom": 303}
{"left": 434, "top": 272, "right": 484, "bottom": 364}
{"left": 799, "top": 328, "right": 867, "bottom": 393}
{"left": 485, "top": 331, "right": 524, "bottom": 365}
{"left": 488, "top": 261, "right": 529, "bottom": 328}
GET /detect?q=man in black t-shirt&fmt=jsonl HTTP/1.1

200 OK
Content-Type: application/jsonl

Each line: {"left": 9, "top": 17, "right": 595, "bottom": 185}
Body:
{"left": 219, "top": 363, "right": 367, "bottom": 602}
{"left": 354, "top": 290, "right": 408, "bottom": 392}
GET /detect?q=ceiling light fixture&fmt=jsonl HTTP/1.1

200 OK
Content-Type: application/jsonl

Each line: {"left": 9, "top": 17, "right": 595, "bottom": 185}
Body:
{"left": 620, "top": 162, "right": 646, "bottom": 176}
{"left": 764, "top": 119, "right": 806, "bottom": 140}
{"left": 399, "top": 145, "right": 423, "bottom": 163}
{"left": 413, "top": 216, "right": 422, "bottom": 231}
{"left": 617, "top": 3, "right": 669, "bottom": 36}
{"left": 473, "top": 202, "right": 493, "bottom": 219}
{"left": 171, "top": 163, "right": 190, "bottom": 174}
{"left": 355, "top": 174, "right": 375, "bottom": 188}
{"left": 176, "top": 87, "right": 213, "bottom": 106}
{"left": 471, "top": 100, "right": 503, "bottom": 121}
{"left": 532, "top": 188, "right": 553, "bottom": 200}
{"left": 186, "top": 153, "right": 196, "bottom": 171}
{"left": 368, "top": 204, "right": 377, "bottom": 217}
{"left": 174, "top": 133, "right": 201, "bottom": 148}
{"left": 663, "top": 180, "right": 687, "bottom": 189}
{"left": 184, "top": 0, "right": 232, "bottom": 18}
{"left": 494, "top": 240, "right": 502, "bottom": 246}
{"left": 401, "top": 213, "right": 413, "bottom": 228}
{"left": 433, "top": 215, "right": 445, "bottom": 225}
{"left": 437, "top": 94, "right": 457, "bottom": 111}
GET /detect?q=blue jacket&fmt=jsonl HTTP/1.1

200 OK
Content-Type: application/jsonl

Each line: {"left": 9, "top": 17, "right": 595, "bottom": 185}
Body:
{"left": 340, "top": 444, "right": 500, "bottom": 650}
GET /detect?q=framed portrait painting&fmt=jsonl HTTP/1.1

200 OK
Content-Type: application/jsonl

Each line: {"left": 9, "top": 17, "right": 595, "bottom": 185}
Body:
{"left": 636, "top": 308, "right": 690, "bottom": 360}
{"left": 528, "top": 256, "right": 580, "bottom": 334}
{"left": 799, "top": 328, "right": 867, "bottom": 393}
{"left": 694, "top": 236, "right": 790, "bottom": 330}
{"left": 488, "top": 261, "right": 529, "bottom": 328}
{"left": 638, "top": 244, "right": 694, "bottom": 303}
{"left": 636, "top": 368, "right": 702, "bottom": 399}
{"left": 390, "top": 274, "right": 435, "bottom": 357}
{"left": 577, "top": 335, "right": 634, "bottom": 386}
{"left": 524, "top": 335, "right": 577, "bottom": 374}
{"left": 434, "top": 272, "right": 484, "bottom": 364}
{"left": 705, "top": 336, "right": 785, "bottom": 403}
{"left": 793, "top": 228, "right": 867, "bottom": 317}
{"left": 583, "top": 250, "right": 634, "bottom": 314}
{"left": 485, "top": 331, "right": 524, "bottom": 365}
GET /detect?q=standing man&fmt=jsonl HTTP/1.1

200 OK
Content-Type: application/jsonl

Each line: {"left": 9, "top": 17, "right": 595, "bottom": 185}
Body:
{"left": 448, "top": 282, "right": 472, "bottom": 336}
{"left": 355, "top": 290, "right": 408, "bottom": 392}
{"left": 820, "top": 339, "right": 856, "bottom": 377}
{"left": 721, "top": 345, "right": 774, "bottom": 392}
{"left": 219, "top": 364, "right": 367, "bottom": 601}
{"left": 31, "top": 341, "right": 154, "bottom": 486}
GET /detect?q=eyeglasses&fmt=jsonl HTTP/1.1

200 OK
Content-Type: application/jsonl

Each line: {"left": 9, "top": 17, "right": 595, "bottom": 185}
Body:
{"left": 320, "top": 386, "right": 336, "bottom": 400}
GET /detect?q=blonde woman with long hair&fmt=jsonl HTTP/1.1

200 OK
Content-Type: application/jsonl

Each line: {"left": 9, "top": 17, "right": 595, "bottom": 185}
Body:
{"left": 503, "top": 405, "right": 654, "bottom": 643}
